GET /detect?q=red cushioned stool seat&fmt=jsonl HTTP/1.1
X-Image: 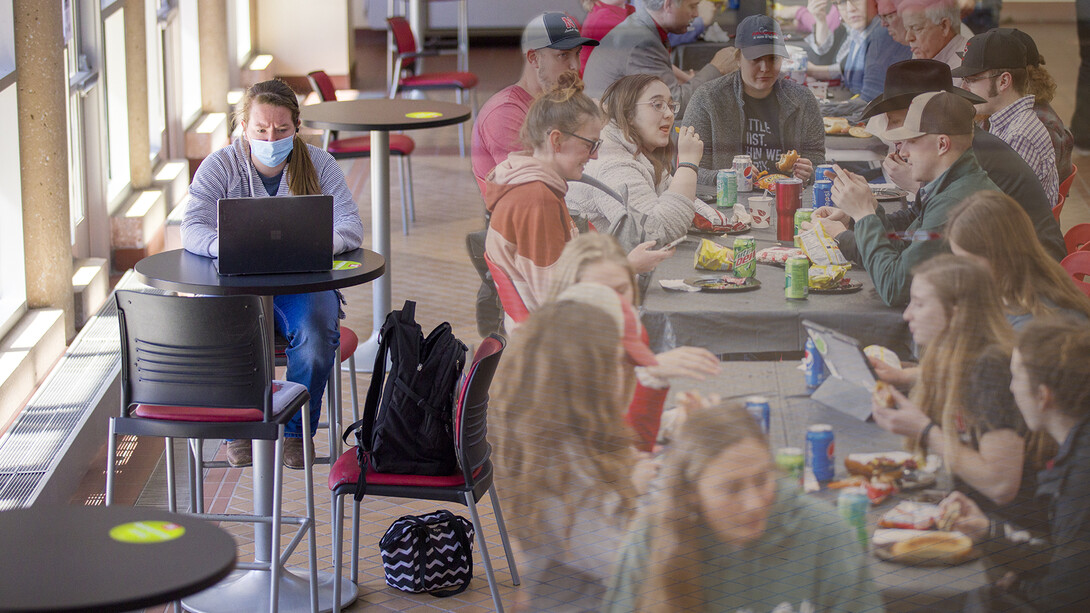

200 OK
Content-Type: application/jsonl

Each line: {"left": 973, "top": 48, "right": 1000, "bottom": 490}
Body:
{"left": 400, "top": 71, "right": 479, "bottom": 89}
{"left": 327, "top": 134, "right": 415, "bottom": 156}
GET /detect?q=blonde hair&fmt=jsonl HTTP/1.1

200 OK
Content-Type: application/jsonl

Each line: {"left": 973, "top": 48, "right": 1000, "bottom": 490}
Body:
{"left": 601, "top": 74, "right": 677, "bottom": 184}
{"left": 546, "top": 233, "right": 636, "bottom": 303}
{"left": 520, "top": 71, "right": 603, "bottom": 150}
{"left": 947, "top": 191, "right": 1090, "bottom": 321}
{"left": 235, "top": 79, "right": 321, "bottom": 196}
{"left": 493, "top": 301, "right": 638, "bottom": 538}
{"left": 634, "top": 402, "right": 769, "bottom": 610}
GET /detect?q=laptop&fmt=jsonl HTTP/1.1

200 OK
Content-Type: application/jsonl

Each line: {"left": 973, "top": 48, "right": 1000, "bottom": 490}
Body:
{"left": 215, "top": 195, "right": 334, "bottom": 276}
{"left": 802, "top": 320, "right": 882, "bottom": 421}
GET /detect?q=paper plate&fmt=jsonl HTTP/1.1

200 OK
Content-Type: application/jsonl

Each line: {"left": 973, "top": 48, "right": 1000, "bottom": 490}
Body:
{"left": 809, "top": 279, "right": 863, "bottom": 294}
{"left": 872, "top": 530, "right": 978, "bottom": 566}
{"left": 684, "top": 276, "right": 762, "bottom": 292}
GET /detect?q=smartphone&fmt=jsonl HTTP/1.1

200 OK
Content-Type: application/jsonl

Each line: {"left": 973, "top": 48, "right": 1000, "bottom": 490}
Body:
{"left": 659, "top": 236, "right": 686, "bottom": 250}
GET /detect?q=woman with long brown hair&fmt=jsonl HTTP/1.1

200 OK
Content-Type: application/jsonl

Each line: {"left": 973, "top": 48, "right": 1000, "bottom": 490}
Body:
{"left": 872, "top": 255, "right": 1054, "bottom": 524}
{"left": 182, "top": 79, "right": 362, "bottom": 469}
{"left": 946, "top": 190, "right": 1090, "bottom": 329}
{"left": 605, "top": 400, "right": 880, "bottom": 611}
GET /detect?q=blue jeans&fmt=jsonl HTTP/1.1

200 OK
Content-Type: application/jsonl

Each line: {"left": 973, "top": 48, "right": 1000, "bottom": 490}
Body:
{"left": 273, "top": 291, "right": 340, "bottom": 438}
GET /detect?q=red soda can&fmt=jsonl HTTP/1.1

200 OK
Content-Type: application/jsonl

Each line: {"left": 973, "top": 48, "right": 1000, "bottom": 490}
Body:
{"left": 775, "top": 178, "right": 803, "bottom": 242}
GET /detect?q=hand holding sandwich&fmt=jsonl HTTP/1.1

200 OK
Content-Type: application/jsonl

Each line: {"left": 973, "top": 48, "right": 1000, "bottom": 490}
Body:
{"left": 939, "top": 491, "right": 990, "bottom": 542}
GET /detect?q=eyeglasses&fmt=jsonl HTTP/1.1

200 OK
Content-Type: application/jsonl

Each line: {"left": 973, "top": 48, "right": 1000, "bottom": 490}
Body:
{"left": 560, "top": 130, "right": 603, "bottom": 155}
{"left": 878, "top": 11, "right": 898, "bottom": 24}
{"left": 960, "top": 72, "right": 1003, "bottom": 85}
{"left": 636, "top": 99, "right": 682, "bottom": 115}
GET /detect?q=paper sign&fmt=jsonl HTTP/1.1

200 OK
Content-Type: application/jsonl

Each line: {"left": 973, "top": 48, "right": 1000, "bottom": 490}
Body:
{"left": 110, "top": 520, "right": 186, "bottom": 544}
{"left": 405, "top": 111, "right": 443, "bottom": 119}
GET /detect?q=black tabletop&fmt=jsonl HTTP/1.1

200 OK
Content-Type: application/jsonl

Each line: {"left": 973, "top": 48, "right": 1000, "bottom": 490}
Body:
{"left": 300, "top": 98, "right": 471, "bottom": 133}
{"left": 0, "top": 506, "right": 236, "bottom": 613}
{"left": 134, "top": 248, "right": 385, "bottom": 296}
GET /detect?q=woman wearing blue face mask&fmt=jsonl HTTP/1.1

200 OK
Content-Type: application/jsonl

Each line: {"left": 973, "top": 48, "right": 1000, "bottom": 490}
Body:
{"left": 182, "top": 79, "right": 363, "bottom": 469}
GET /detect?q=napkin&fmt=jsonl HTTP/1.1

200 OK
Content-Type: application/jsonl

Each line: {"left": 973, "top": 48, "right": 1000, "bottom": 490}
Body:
{"left": 659, "top": 279, "right": 700, "bottom": 292}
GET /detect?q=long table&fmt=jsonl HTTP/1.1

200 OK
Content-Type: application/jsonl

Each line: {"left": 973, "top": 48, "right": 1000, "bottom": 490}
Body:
{"left": 665, "top": 362, "right": 992, "bottom": 612}
{"left": 640, "top": 191, "right": 912, "bottom": 359}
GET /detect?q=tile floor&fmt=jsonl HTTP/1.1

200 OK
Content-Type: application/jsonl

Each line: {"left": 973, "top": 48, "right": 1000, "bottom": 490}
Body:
{"left": 76, "top": 18, "right": 1090, "bottom": 613}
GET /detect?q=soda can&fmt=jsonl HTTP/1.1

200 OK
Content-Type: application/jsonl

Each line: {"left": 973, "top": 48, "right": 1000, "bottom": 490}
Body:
{"left": 775, "top": 178, "right": 803, "bottom": 242}
{"left": 785, "top": 255, "right": 809, "bottom": 300}
{"left": 803, "top": 336, "right": 827, "bottom": 390}
{"left": 838, "top": 489, "right": 870, "bottom": 546}
{"left": 732, "top": 235, "right": 757, "bottom": 278}
{"left": 733, "top": 155, "right": 754, "bottom": 192}
{"left": 816, "top": 164, "right": 836, "bottom": 182}
{"left": 794, "top": 208, "right": 813, "bottom": 248}
{"left": 813, "top": 180, "right": 833, "bottom": 208}
{"left": 717, "top": 169, "right": 737, "bottom": 209}
{"left": 806, "top": 424, "right": 836, "bottom": 482}
{"left": 775, "top": 447, "right": 805, "bottom": 481}
{"left": 745, "top": 395, "right": 771, "bottom": 434}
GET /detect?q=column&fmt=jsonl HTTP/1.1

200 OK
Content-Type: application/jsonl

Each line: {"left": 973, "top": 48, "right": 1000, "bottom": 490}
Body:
{"left": 14, "top": 0, "right": 75, "bottom": 339}
{"left": 197, "top": 0, "right": 229, "bottom": 113}
{"left": 125, "top": 0, "right": 151, "bottom": 189}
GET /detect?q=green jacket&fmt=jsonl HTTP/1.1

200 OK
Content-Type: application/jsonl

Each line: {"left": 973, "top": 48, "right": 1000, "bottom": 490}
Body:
{"left": 855, "top": 148, "right": 999, "bottom": 306}
{"left": 604, "top": 479, "right": 885, "bottom": 612}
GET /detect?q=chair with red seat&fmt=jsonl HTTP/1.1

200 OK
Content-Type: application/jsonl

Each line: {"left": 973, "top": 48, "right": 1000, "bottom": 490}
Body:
{"left": 306, "top": 70, "right": 417, "bottom": 235}
{"left": 106, "top": 290, "right": 318, "bottom": 612}
{"left": 1060, "top": 162, "right": 1078, "bottom": 201}
{"left": 1064, "top": 222, "right": 1090, "bottom": 255}
{"left": 1061, "top": 251, "right": 1090, "bottom": 297}
{"left": 386, "top": 16, "right": 479, "bottom": 157}
{"left": 1054, "top": 194, "right": 1065, "bottom": 223}
{"left": 328, "top": 334, "right": 519, "bottom": 613}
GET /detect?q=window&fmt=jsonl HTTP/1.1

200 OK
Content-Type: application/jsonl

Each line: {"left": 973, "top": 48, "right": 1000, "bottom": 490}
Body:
{"left": 178, "top": 0, "right": 201, "bottom": 128}
{"left": 102, "top": 7, "right": 130, "bottom": 201}
{"left": 146, "top": 0, "right": 165, "bottom": 160}
{"left": 232, "top": 0, "right": 251, "bottom": 68}
{"left": 0, "top": 0, "right": 26, "bottom": 340}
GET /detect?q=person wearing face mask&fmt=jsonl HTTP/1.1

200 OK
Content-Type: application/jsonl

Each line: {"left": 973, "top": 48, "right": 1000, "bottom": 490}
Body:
{"left": 181, "top": 79, "right": 363, "bottom": 469}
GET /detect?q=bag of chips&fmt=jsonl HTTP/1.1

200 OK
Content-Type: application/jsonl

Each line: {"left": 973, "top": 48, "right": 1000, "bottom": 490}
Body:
{"left": 693, "top": 239, "right": 734, "bottom": 271}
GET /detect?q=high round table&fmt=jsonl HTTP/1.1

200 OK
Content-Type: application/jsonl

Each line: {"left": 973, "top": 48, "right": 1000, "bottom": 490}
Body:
{"left": 133, "top": 247, "right": 385, "bottom": 613}
{"left": 301, "top": 98, "right": 471, "bottom": 372}
{"left": 0, "top": 505, "right": 236, "bottom": 613}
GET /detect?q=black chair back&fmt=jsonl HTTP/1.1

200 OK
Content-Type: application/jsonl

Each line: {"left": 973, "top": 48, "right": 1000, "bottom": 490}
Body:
{"left": 115, "top": 290, "right": 273, "bottom": 419}
{"left": 454, "top": 334, "right": 504, "bottom": 482}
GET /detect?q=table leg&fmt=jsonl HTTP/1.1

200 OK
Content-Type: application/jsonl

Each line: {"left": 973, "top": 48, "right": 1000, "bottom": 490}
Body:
{"left": 351, "top": 130, "right": 392, "bottom": 373}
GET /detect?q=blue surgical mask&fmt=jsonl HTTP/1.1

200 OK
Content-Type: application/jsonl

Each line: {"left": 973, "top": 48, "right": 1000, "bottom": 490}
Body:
{"left": 249, "top": 133, "right": 294, "bottom": 168}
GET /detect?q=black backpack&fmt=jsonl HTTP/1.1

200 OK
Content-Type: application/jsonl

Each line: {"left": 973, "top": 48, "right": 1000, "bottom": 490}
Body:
{"left": 343, "top": 301, "right": 467, "bottom": 500}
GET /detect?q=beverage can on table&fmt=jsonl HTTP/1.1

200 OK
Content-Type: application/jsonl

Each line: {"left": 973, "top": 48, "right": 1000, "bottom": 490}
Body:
{"left": 732, "top": 155, "right": 754, "bottom": 192}
{"left": 732, "top": 235, "right": 757, "bottom": 278}
{"left": 745, "top": 395, "right": 771, "bottom": 434}
{"left": 775, "top": 178, "right": 803, "bottom": 242}
{"left": 717, "top": 169, "right": 738, "bottom": 209}
{"left": 775, "top": 447, "right": 805, "bottom": 481}
{"left": 813, "top": 180, "right": 833, "bottom": 208}
{"left": 806, "top": 424, "right": 836, "bottom": 482}
{"left": 816, "top": 164, "right": 836, "bottom": 181}
{"left": 803, "top": 336, "right": 827, "bottom": 390}
{"left": 838, "top": 489, "right": 870, "bottom": 546}
{"left": 785, "top": 255, "right": 809, "bottom": 300}
{"left": 794, "top": 208, "right": 813, "bottom": 247}
{"left": 789, "top": 50, "right": 808, "bottom": 84}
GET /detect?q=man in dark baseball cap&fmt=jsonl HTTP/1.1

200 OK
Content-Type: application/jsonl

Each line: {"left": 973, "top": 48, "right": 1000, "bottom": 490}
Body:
{"left": 811, "top": 59, "right": 1065, "bottom": 262}
{"left": 521, "top": 11, "right": 600, "bottom": 53}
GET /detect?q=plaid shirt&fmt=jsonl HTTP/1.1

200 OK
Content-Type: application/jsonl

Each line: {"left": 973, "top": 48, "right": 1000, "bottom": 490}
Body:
{"left": 987, "top": 95, "right": 1060, "bottom": 207}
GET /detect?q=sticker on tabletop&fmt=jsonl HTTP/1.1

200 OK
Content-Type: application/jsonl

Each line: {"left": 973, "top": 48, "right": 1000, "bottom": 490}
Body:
{"left": 109, "top": 520, "right": 186, "bottom": 544}
{"left": 332, "top": 260, "right": 362, "bottom": 270}
{"left": 405, "top": 111, "right": 443, "bottom": 119}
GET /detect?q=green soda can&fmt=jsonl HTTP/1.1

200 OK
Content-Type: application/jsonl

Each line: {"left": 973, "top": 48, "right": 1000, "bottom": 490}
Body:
{"left": 794, "top": 207, "right": 813, "bottom": 248}
{"left": 732, "top": 235, "right": 757, "bottom": 278}
{"left": 838, "top": 489, "right": 870, "bottom": 547}
{"left": 717, "top": 169, "right": 737, "bottom": 209}
{"left": 785, "top": 255, "right": 809, "bottom": 300}
{"left": 775, "top": 447, "right": 805, "bottom": 483}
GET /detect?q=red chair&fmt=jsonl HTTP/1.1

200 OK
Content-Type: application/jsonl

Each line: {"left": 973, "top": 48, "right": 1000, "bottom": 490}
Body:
{"left": 1065, "top": 223, "right": 1090, "bottom": 255}
{"left": 306, "top": 70, "right": 417, "bottom": 235}
{"left": 328, "top": 334, "right": 519, "bottom": 613}
{"left": 484, "top": 252, "right": 530, "bottom": 325}
{"left": 1061, "top": 251, "right": 1090, "bottom": 297}
{"left": 386, "top": 16, "right": 479, "bottom": 157}
{"left": 1059, "top": 162, "right": 1078, "bottom": 201}
{"left": 1054, "top": 193, "right": 1065, "bottom": 223}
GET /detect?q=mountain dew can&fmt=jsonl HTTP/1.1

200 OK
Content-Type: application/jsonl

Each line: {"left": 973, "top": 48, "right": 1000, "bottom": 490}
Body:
{"left": 732, "top": 235, "right": 756, "bottom": 278}
{"left": 717, "top": 169, "right": 737, "bottom": 209}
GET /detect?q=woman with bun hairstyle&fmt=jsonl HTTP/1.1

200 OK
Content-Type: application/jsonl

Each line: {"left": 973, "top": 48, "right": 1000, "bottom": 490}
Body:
{"left": 182, "top": 79, "right": 362, "bottom": 469}
{"left": 546, "top": 234, "right": 720, "bottom": 452}
{"left": 566, "top": 74, "right": 732, "bottom": 246}
{"left": 871, "top": 255, "right": 1053, "bottom": 525}
{"left": 942, "top": 318, "right": 1090, "bottom": 612}
{"left": 494, "top": 284, "right": 659, "bottom": 610}
{"left": 605, "top": 399, "right": 881, "bottom": 612}
{"left": 946, "top": 191, "right": 1090, "bottom": 330}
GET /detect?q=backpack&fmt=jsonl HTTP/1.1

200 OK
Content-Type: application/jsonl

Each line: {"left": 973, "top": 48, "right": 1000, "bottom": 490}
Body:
{"left": 342, "top": 300, "right": 467, "bottom": 500}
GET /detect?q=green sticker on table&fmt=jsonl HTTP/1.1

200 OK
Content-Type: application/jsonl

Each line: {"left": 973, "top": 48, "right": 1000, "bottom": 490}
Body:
{"left": 406, "top": 111, "right": 443, "bottom": 119}
{"left": 110, "top": 520, "right": 186, "bottom": 544}
{"left": 332, "top": 260, "right": 362, "bottom": 270}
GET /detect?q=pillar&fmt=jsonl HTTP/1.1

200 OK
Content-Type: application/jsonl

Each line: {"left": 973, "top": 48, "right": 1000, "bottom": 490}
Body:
{"left": 14, "top": 0, "right": 75, "bottom": 339}
{"left": 125, "top": 0, "right": 151, "bottom": 189}
{"left": 197, "top": 0, "right": 229, "bottom": 113}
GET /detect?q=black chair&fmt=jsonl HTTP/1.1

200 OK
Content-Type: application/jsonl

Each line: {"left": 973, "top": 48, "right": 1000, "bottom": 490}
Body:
{"left": 105, "top": 290, "right": 318, "bottom": 613}
{"left": 327, "top": 334, "right": 519, "bottom": 612}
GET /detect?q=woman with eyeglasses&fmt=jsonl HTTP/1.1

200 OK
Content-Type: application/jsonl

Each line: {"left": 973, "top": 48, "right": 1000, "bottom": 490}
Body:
{"left": 567, "top": 74, "right": 733, "bottom": 247}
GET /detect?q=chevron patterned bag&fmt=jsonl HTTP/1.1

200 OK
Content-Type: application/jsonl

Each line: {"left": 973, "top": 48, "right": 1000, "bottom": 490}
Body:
{"left": 379, "top": 510, "right": 475, "bottom": 596}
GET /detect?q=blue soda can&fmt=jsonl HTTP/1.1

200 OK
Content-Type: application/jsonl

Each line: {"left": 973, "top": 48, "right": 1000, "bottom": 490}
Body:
{"left": 816, "top": 164, "right": 836, "bottom": 182}
{"left": 806, "top": 424, "right": 836, "bottom": 482}
{"left": 745, "top": 396, "right": 771, "bottom": 434}
{"left": 813, "top": 180, "right": 833, "bottom": 208}
{"left": 803, "top": 337, "right": 827, "bottom": 390}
